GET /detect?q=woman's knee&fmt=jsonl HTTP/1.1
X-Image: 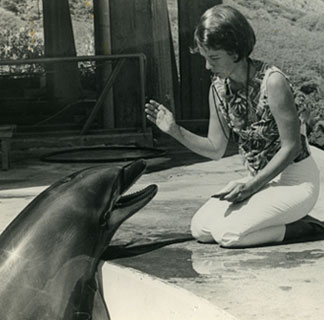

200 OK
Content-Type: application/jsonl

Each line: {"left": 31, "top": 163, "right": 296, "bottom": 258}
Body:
{"left": 190, "top": 215, "right": 215, "bottom": 243}
{"left": 216, "top": 231, "right": 243, "bottom": 248}
{"left": 191, "top": 219, "right": 258, "bottom": 247}
{"left": 216, "top": 225, "right": 286, "bottom": 248}
{"left": 191, "top": 212, "right": 242, "bottom": 245}
{"left": 191, "top": 225, "right": 242, "bottom": 246}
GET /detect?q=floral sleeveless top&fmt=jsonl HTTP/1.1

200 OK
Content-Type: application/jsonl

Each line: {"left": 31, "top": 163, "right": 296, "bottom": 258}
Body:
{"left": 211, "top": 59, "right": 310, "bottom": 175}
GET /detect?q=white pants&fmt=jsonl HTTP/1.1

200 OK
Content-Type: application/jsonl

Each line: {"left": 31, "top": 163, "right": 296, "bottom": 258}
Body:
{"left": 190, "top": 156, "right": 320, "bottom": 248}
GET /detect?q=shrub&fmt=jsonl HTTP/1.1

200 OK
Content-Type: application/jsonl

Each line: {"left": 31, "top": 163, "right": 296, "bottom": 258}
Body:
{"left": 1, "top": 0, "right": 20, "bottom": 13}
{"left": 0, "top": 27, "right": 44, "bottom": 73}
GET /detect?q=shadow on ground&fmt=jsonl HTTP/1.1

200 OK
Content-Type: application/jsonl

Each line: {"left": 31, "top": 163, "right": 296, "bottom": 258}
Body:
{"left": 2, "top": 141, "right": 238, "bottom": 191}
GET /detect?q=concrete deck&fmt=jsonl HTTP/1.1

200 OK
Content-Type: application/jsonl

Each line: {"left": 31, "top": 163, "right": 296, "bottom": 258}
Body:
{"left": 0, "top": 144, "right": 323, "bottom": 319}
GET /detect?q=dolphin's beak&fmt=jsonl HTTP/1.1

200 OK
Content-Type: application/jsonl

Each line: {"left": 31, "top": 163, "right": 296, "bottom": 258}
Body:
{"left": 120, "top": 159, "right": 147, "bottom": 194}
{"left": 103, "top": 160, "right": 158, "bottom": 231}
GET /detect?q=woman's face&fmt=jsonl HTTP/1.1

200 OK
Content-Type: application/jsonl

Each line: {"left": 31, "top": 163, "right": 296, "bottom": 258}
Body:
{"left": 199, "top": 46, "right": 238, "bottom": 79}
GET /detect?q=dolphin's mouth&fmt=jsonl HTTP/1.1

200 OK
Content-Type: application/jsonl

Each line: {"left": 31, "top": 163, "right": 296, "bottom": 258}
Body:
{"left": 115, "top": 184, "right": 158, "bottom": 210}
{"left": 103, "top": 160, "right": 158, "bottom": 228}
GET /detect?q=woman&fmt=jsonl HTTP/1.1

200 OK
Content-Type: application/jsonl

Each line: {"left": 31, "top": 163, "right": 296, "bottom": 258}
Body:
{"left": 145, "top": 5, "right": 322, "bottom": 248}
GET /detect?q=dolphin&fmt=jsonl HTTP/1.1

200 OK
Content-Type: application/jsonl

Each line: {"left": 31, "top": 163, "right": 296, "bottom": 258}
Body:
{"left": 0, "top": 160, "right": 157, "bottom": 320}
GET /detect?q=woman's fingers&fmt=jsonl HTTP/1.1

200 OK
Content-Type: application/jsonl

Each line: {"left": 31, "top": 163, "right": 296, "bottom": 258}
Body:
{"left": 145, "top": 100, "right": 161, "bottom": 114}
{"left": 223, "top": 187, "right": 242, "bottom": 202}
{"left": 212, "top": 181, "right": 237, "bottom": 198}
{"left": 145, "top": 100, "right": 170, "bottom": 124}
{"left": 212, "top": 182, "right": 248, "bottom": 203}
{"left": 145, "top": 105, "right": 156, "bottom": 117}
{"left": 144, "top": 99, "right": 175, "bottom": 134}
{"left": 148, "top": 99, "right": 160, "bottom": 107}
{"left": 145, "top": 100, "right": 161, "bottom": 115}
{"left": 211, "top": 192, "right": 226, "bottom": 199}
{"left": 145, "top": 103, "right": 156, "bottom": 113}
{"left": 148, "top": 100, "right": 170, "bottom": 113}
{"left": 146, "top": 114, "right": 157, "bottom": 124}
{"left": 223, "top": 187, "right": 250, "bottom": 203}
{"left": 145, "top": 101, "right": 159, "bottom": 124}
{"left": 232, "top": 192, "right": 245, "bottom": 203}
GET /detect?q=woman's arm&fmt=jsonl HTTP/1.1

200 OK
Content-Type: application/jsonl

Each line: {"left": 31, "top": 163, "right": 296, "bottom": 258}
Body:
{"left": 145, "top": 87, "right": 230, "bottom": 160}
{"left": 215, "top": 71, "right": 301, "bottom": 203}
{"left": 251, "top": 72, "right": 301, "bottom": 189}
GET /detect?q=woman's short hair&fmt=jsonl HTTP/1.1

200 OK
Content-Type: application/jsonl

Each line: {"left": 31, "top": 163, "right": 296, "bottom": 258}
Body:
{"left": 192, "top": 5, "right": 256, "bottom": 62}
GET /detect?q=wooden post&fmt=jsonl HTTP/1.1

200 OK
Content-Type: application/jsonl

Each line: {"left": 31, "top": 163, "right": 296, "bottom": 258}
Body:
{"left": 150, "top": 0, "right": 175, "bottom": 113}
{"left": 178, "top": 0, "right": 222, "bottom": 120}
{"left": 42, "top": 0, "right": 82, "bottom": 103}
{"left": 109, "top": 0, "right": 178, "bottom": 128}
{"left": 0, "top": 125, "right": 16, "bottom": 170}
{"left": 93, "top": 0, "right": 115, "bottom": 129}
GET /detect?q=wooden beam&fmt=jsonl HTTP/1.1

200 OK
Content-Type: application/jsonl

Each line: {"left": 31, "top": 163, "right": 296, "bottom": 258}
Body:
{"left": 93, "top": 0, "right": 115, "bottom": 129}
{"left": 109, "top": 0, "right": 178, "bottom": 127}
{"left": 151, "top": 0, "right": 176, "bottom": 113}
{"left": 42, "top": 0, "right": 82, "bottom": 102}
{"left": 0, "top": 125, "right": 16, "bottom": 170}
{"left": 108, "top": 0, "right": 150, "bottom": 129}
{"left": 81, "top": 59, "right": 125, "bottom": 135}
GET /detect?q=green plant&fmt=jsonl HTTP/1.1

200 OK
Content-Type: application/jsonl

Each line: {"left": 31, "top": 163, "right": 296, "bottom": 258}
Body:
{"left": 0, "top": 26, "right": 44, "bottom": 74}
{"left": 69, "top": 0, "right": 93, "bottom": 21}
{"left": 1, "top": 0, "right": 20, "bottom": 14}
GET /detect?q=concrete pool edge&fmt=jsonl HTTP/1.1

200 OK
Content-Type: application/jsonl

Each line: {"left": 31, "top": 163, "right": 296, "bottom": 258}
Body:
{"left": 102, "top": 262, "right": 238, "bottom": 320}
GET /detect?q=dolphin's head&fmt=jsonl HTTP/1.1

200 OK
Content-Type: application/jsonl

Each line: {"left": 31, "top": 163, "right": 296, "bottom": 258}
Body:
{"left": 0, "top": 159, "right": 157, "bottom": 256}
{"left": 98, "top": 159, "right": 157, "bottom": 234}
{"left": 64, "top": 159, "right": 157, "bottom": 241}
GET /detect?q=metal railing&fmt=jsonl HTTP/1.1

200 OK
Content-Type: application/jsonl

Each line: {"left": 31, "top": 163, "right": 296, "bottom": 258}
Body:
{"left": 0, "top": 54, "right": 147, "bottom": 134}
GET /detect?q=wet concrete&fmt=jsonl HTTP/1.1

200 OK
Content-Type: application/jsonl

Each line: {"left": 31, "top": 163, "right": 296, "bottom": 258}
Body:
{"left": 0, "top": 143, "right": 324, "bottom": 320}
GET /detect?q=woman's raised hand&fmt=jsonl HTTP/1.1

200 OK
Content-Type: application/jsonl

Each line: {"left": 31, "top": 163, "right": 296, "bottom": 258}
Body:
{"left": 145, "top": 100, "right": 176, "bottom": 134}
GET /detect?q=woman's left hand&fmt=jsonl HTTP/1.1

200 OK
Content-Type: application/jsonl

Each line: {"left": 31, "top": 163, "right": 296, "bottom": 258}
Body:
{"left": 211, "top": 180, "right": 259, "bottom": 203}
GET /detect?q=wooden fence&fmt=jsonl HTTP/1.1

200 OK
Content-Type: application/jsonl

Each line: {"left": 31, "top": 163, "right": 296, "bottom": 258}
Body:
{"left": 0, "top": 0, "right": 223, "bottom": 135}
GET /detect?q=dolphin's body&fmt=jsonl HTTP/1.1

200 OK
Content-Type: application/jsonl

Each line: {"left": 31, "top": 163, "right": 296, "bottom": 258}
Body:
{"left": 0, "top": 160, "right": 157, "bottom": 320}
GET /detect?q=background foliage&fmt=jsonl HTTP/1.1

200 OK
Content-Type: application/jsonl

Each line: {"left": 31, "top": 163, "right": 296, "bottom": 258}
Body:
{"left": 223, "top": 0, "right": 324, "bottom": 148}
